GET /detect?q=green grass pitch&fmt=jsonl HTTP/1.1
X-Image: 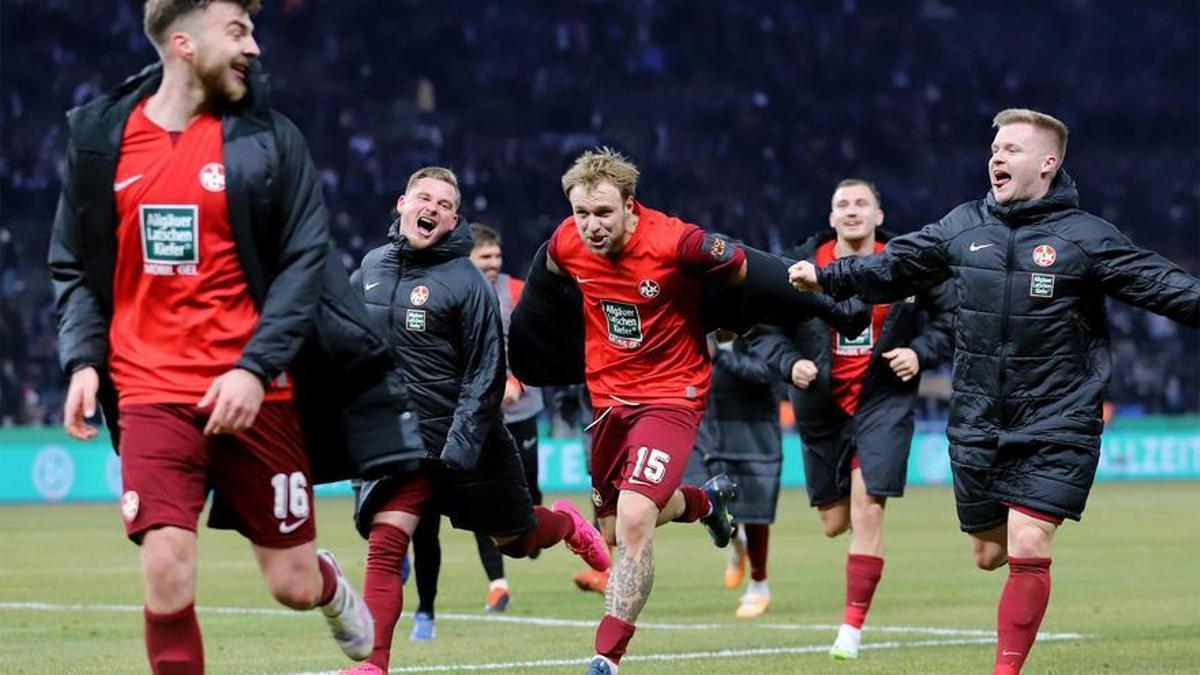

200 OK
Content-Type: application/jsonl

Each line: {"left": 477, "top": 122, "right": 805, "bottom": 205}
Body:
{"left": 2, "top": 482, "right": 1198, "bottom": 673}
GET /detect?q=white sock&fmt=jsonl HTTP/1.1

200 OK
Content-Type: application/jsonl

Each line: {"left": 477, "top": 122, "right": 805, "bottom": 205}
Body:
{"left": 747, "top": 580, "right": 770, "bottom": 597}
{"left": 489, "top": 578, "right": 509, "bottom": 592}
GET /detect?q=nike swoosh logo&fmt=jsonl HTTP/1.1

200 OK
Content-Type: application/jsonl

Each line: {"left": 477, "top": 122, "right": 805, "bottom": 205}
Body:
{"left": 521, "top": 437, "right": 537, "bottom": 449}
{"left": 626, "top": 477, "right": 651, "bottom": 487}
{"left": 364, "top": 281, "right": 382, "bottom": 291}
{"left": 278, "top": 518, "right": 308, "bottom": 534}
{"left": 573, "top": 275, "right": 597, "bottom": 284}
{"left": 113, "top": 174, "right": 144, "bottom": 192}
{"left": 968, "top": 242, "right": 994, "bottom": 252}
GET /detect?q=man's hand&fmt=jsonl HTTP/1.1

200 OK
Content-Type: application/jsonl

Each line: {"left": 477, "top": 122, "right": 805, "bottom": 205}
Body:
{"left": 883, "top": 348, "right": 920, "bottom": 382}
{"left": 790, "top": 359, "right": 818, "bottom": 390}
{"left": 788, "top": 260, "right": 822, "bottom": 293}
{"left": 197, "top": 368, "right": 265, "bottom": 435}
{"left": 63, "top": 366, "right": 100, "bottom": 441}
{"left": 502, "top": 378, "right": 523, "bottom": 406}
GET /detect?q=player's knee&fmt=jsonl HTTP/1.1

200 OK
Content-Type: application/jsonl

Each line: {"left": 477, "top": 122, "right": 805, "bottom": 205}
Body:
{"left": 851, "top": 501, "right": 884, "bottom": 531}
{"left": 141, "top": 548, "right": 194, "bottom": 606}
{"left": 818, "top": 511, "right": 850, "bottom": 538}
{"left": 1009, "top": 524, "right": 1050, "bottom": 558}
{"left": 267, "top": 574, "right": 321, "bottom": 610}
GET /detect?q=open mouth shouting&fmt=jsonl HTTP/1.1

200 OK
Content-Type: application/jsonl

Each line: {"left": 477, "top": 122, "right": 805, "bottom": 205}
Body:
{"left": 991, "top": 168, "right": 1012, "bottom": 191}
{"left": 416, "top": 215, "right": 438, "bottom": 235}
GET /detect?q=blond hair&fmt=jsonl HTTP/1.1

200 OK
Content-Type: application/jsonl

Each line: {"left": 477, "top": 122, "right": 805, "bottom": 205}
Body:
{"left": 144, "top": 0, "right": 261, "bottom": 45}
{"left": 561, "top": 147, "right": 640, "bottom": 200}
{"left": 993, "top": 108, "right": 1069, "bottom": 164}
{"left": 406, "top": 166, "right": 461, "bottom": 207}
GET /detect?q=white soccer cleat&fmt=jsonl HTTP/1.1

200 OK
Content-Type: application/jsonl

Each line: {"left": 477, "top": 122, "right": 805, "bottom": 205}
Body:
{"left": 829, "top": 623, "right": 861, "bottom": 660}
{"left": 318, "top": 548, "right": 375, "bottom": 661}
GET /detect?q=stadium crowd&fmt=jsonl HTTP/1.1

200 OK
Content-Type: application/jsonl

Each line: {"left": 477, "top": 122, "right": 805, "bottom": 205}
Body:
{"left": 2, "top": 0, "right": 1197, "bottom": 425}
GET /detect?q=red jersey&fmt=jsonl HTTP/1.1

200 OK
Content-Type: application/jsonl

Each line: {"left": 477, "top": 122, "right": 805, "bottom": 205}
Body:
{"left": 815, "top": 239, "right": 889, "bottom": 415}
{"left": 109, "top": 100, "right": 291, "bottom": 405}
{"left": 548, "top": 202, "right": 744, "bottom": 409}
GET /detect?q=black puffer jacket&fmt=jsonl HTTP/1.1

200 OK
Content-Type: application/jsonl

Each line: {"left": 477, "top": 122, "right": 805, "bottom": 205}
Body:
{"left": 47, "top": 62, "right": 420, "bottom": 483}
{"left": 352, "top": 220, "right": 506, "bottom": 471}
{"left": 819, "top": 172, "right": 1200, "bottom": 452}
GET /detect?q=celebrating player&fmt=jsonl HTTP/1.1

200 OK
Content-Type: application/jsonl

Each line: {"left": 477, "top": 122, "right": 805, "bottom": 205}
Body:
{"left": 759, "top": 178, "right": 955, "bottom": 658}
{"left": 48, "top": 1, "right": 386, "bottom": 671}
{"left": 344, "top": 167, "right": 609, "bottom": 675}
{"left": 789, "top": 109, "right": 1200, "bottom": 673}
{"left": 542, "top": 148, "right": 745, "bottom": 674}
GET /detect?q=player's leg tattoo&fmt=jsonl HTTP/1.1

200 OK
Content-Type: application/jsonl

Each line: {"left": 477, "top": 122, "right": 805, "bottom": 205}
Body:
{"left": 605, "top": 540, "right": 655, "bottom": 622}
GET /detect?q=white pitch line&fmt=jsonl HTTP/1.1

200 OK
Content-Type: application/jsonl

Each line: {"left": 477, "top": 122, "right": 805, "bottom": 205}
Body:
{"left": 0, "top": 601, "right": 1085, "bottom": 640}
{"left": 287, "top": 634, "right": 1086, "bottom": 674}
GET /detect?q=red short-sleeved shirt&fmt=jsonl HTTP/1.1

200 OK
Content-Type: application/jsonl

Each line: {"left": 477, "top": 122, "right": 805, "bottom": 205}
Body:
{"left": 815, "top": 239, "right": 889, "bottom": 415}
{"left": 548, "top": 202, "right": 744, "bottom": 409}
{"left": 109, "top": 99, "right": 291, "bottom": 404}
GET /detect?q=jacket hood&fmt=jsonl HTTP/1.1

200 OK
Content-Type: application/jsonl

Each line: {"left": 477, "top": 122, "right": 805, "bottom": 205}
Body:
{"left": 985, "top": 170, "right": 1080, "bottom": 224}
{"left": 66, "top": 61, "right": 271, "bottom": 154}
{"left": 389, "top": 214, "right": 474, "bottom": 263}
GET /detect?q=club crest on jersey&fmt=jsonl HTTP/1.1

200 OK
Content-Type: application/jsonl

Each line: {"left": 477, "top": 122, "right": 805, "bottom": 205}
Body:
{"left": 591, "top": 488, "right": 603, "bottom": 507}
{"left": 121, "top": 490, "right": 140, "bottom": 522}
{"left": 1032, "top": 244, "right": 1057, "bottom": 267}
{"left": 410, "top": 285, "right": 430, "bottom": 306}
{"left": 199, "top": 162, "right": 225, "bottom": 192}
{"left": 601, "top": 300, "right": 643, "bottom": 349}
{"left": 835, "top": 321, "right": 874, "bottom": 356}
{"left": 638, "top": 279, "right": 660, "bottom": 299}
{"left": 140, "top": 204, "right": 199, "bottom": 276}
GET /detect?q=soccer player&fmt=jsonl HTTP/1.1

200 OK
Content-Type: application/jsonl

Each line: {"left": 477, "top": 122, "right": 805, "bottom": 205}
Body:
{"left": 759, "top": 179, "right": 955, "bottom": 658}
{"left": 543, "top": 148, "right": 745, "bottom": 674}
{"left": 789, "top": 109, "right": 1200, "bottom": 674}
{"left": 48, "top": 1, "right": 378, "bottom": 671}
{"left": 682, "top": 328, "right": 785, "bottom": 619}
{"left": 344, "top": 166, "right": 609, "bottom": 675}
{"left": 469, "top": 222, "right": 547, "bottom": 612}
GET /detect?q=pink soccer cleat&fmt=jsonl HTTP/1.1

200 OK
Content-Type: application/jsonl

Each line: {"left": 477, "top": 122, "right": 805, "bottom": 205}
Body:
{"left": 553, "top": 499, "right": 611, "bottom": 572}
{"left": 337, "top": 663, "right": 385, "bottom": 675}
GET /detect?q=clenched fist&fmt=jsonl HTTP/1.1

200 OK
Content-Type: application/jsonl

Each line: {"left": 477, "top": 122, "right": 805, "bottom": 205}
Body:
{"left": 788, "top": 260, "right": 822, "bottom": 292}
{"left": 791, "top": 359, "right": 818, "bottom": 390}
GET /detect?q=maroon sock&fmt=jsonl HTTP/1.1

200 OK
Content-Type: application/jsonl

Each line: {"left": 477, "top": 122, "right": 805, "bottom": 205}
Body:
{"left": 144, "top": 603, "right": 203, "bottom": 675}
{"left": 316, "top": 554, "right": 339, "bottom": 607}
{"left": 745, "top": 524, "right": 770, "bottom": 582}
{"left": 843, "top": 553, "right": 885, "bottom": 628}
{"left": 498, "top": 506, "right": 574, "bottom": 558}
{"left": 672, "top": 484, "right": 711, "bottom": 523}
{"left": 363, "top": 523, "right": 412, "bottom": 671}
{"left": 995, "top": 557, "right": 1052, "bottom": 674}
{"left": 595, "top": 614, "right": 637, "bottom": 664}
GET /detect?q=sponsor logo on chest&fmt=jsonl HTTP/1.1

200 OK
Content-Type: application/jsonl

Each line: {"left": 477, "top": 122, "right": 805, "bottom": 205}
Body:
{"left": 834, "top": 320, "right": 874, "bottom": 356}
{"left": 1029, "top": 273, "right": 1055, "bottom": 298}
{"left": 139, "top": 204, "right": 199, "bottom": 276}
{"left": 406, "top": 308, "right": 427, "bottom": 331}
{"left": 601, "top": 300, "right": 643, "bottom": 349}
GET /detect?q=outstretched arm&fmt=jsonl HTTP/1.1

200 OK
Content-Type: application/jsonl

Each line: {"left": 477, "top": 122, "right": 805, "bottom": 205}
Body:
{"left": 1084, "top": 222, "right": 1200, "bottom": 327}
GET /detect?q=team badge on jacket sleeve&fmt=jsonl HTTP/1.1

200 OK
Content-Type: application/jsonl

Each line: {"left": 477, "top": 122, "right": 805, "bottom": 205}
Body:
{"left": 410, "top": 285, "right": 430, "bottom": 306}
{"left": 1032, "top": 244, "right": 1057, "bottom": 267}
{"left": 199, "top": 162, "right": 225, "bottom": 192}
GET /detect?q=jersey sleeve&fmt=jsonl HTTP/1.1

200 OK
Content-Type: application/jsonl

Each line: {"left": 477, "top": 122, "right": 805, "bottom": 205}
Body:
{"left": 675, "top": 225, "right": 746, "bottom": 278}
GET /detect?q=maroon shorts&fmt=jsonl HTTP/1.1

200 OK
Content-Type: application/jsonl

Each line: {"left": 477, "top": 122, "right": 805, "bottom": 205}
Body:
{"left": 588, "top": 404, "right": 705, "bottom": 518}
{"left": 118, "top": 402, "right": 315, "bottom": 548}
{"left": 377, "top": 471, "right": 435, "bottom": 518}
{"left": 1003, "top": 501, "right": 1065, "bottom": 526}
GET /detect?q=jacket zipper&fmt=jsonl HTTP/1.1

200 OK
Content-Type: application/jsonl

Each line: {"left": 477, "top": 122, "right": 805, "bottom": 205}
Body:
{"left": 996, "top": 227, "right": 1017, "bottom": 429}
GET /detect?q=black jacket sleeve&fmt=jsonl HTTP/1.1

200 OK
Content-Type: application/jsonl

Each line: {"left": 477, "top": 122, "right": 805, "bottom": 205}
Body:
{"left": 235, "top": 113, "right": 329, "bottom": 382}
{"left": 713, "top": 332, "right": 777, "bottom": 386}
{"left": 1082, "top": 220, "right": 1200, "bottom": 327}
{"left": 819, "top": 214, "right": 957, "bottom": 303}
{"left": 48, "top": 139, "right": 108, "bottom": 375}
{"left": 907, "top": 279, "right": 957, "bottom": 369}
{"left": 747, "top": 324, "right": 807, "bottom": 384}
{"left": 441, "top": 266, "right": 507, "bottom": 470}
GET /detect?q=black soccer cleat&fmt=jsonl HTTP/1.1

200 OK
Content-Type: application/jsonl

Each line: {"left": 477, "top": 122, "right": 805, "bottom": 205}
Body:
{"left": 700, "top": 474, "right": 739, "bottom": 548}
